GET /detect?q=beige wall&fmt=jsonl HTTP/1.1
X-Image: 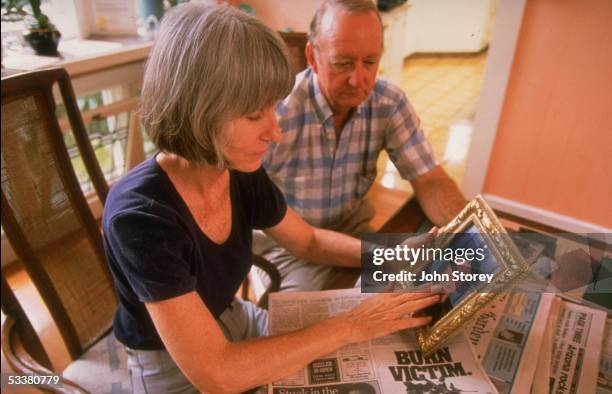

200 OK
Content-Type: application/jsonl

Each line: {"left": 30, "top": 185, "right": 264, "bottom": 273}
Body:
{"left": 483, "top": 0, "right": 612, "bottom": 228}
{"left": 241, "top": 0, "right": 324, "bottom": 32}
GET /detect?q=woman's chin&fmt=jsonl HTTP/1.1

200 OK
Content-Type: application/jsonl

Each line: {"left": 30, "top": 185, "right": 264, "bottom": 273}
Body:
{"left": 231, "top": 160, "right": 262, "bottom": 173}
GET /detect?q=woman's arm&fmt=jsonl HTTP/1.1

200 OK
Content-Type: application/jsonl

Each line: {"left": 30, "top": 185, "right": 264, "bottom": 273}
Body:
{"left": 146, "top": 290, "right": 438, "bottom": 393}
{"left": 263, "top": 207, "right": 362, "bottom": 267}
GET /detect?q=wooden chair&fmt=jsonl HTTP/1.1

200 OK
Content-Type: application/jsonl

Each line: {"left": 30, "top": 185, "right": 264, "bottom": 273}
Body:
{"left": 247, "top": 254, "right": 281, "bottom": 309}
{"left": 1, "top": 272, "right": 91, "bottom": 393}
{"left": 1, "top": 67, "right": 129, "bottom": 393}
{"left": 279, "top": 31, "right": 308, "bottom": 74}
{"left": 1, "top": 272, "right": 52, "bottom": 372}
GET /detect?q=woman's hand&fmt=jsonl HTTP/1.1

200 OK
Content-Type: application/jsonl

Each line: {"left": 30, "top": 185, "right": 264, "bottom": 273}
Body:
{"left": 338, "top": 292, "right": 440, "bottom": 344}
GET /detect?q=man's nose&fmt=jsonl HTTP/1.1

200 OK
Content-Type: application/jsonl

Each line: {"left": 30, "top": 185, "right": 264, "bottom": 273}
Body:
{"left": 348, "top": 63, "right": 367, "bottom": 89}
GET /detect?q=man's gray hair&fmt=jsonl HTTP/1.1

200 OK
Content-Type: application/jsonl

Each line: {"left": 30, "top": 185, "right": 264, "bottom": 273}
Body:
{"left": 141, "top": 2, "right": 295, "bottom": 167}
{"left": 308, "top": 0, "right": 382, "bottom": 46}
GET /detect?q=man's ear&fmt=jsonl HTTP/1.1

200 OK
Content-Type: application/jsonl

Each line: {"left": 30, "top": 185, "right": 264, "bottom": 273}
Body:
{"left": 305, "top": 42, "right": 318, "bottom": 73}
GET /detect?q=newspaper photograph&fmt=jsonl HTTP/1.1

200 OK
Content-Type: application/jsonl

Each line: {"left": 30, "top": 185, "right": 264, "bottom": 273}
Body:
{"left": 539, "top": 298, "right": 606, "bottom": 394}
{"left": 597, "top": 317, "right": 612, "bottom": 394}
{"left": 465, "top": 292, "right": 554, "bottom": 393}
{"left": 268, "top": 288, "right": 498, "bottom": 394}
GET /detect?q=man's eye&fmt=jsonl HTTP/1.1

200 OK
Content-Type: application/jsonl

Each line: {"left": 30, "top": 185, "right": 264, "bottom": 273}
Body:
{"left": 333, "top": 62, "right": 352, "bottom": 70}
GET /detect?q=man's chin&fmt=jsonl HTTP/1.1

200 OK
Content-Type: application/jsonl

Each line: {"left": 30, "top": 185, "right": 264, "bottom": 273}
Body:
{"left": 338, "top": 94, "right": 367, "bottom": 108}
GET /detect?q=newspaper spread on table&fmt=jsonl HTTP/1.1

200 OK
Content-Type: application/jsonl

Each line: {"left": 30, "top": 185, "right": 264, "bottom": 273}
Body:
{"left": 531, "top": 297, "right": 607, "bottom": 394}
{"left": 465, "top": 292, "right": 555, "bottom": 393}
{"left": 597, "top": 317, "right": 612, "bottom": 394}
{"left": 532, "top": 296, "right": 562, "bottom": 394}
{"left": 268, "top": 288, "right": 498, "bottom": 394}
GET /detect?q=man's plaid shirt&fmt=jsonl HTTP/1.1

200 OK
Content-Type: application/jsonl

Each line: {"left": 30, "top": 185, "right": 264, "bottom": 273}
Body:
{"left": 264, "top": 68, "right": 437, "bottom": 228}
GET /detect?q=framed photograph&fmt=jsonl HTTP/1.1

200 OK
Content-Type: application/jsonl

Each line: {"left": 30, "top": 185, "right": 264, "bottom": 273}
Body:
{"left": 410, "top": 195, "right": 529, "bottom": 357}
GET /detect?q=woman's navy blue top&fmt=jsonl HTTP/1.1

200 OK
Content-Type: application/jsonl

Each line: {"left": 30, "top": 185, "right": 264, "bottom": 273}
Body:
{"left": 102, "top": 156, "right": 286, "bottom": 350}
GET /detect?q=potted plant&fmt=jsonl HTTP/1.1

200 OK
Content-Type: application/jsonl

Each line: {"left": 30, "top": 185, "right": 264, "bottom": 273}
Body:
{"left": 1, "top": 0, "right": 27, "bottom": 21}
{"left": 22, "top": 0, "right": 60, "bottom": 56}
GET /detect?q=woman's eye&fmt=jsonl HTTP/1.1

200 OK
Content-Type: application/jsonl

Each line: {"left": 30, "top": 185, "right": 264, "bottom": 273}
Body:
{"left": 246, "top": 112, "right": 263, "bottom": 121}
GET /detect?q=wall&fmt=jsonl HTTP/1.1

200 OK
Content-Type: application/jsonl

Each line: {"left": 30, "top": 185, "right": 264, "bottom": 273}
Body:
{"left": 242, "top": 0, "right": 323, "bottom": 32}
{"left": 482, "top": 0, "right": 612, "bottom": 228}
{"left": 403, "top": 0, "right": 496, "bottom": 57}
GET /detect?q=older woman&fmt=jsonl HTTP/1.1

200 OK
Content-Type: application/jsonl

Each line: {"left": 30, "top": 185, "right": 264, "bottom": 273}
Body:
{"left": 103, "top": 3, "right": 439, "bottom": 393}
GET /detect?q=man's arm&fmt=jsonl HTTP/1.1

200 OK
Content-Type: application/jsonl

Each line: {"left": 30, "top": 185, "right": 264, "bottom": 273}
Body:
{"left": 411, "top": 165, "right": 466, "bottom": 226}
{"left": 264, "top": 207, "right": 361, "bottom": 267}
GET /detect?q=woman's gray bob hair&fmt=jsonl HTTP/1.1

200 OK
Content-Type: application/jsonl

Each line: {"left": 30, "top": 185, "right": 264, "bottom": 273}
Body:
{"left": 141, "top": 2, "right": 295, "bottom": 167}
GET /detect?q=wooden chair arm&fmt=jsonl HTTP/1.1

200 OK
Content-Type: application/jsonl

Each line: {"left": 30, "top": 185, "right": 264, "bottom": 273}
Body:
{"left": 1, "top": 315, "right": 88, "bottom": 394}
{"left": 251, "top": 253, "right": 281, "bottom": 309}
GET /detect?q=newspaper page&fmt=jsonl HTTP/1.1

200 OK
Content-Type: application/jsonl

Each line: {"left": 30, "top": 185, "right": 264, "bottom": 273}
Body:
{"left": 268, "top": 288, "right": 498, "bottom": 394}
{"left": 465, "top": 292, "right": 554, "bottom": 393}
{"left": 533, "top": 298, "right": 607, "bottom": 394}
{"left": 532, "top": 296, "right": 563, "bottom": 394}
{"left": 597, "top": 317, "right": 612, "bottom": 394}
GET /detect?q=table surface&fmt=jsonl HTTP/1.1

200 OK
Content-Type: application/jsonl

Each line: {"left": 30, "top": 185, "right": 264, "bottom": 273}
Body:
{"left": 2, "top": 35, "right": 152, "bottom": 79}
{"left": 325, "top": 196, "right": 608, "bottom": 291}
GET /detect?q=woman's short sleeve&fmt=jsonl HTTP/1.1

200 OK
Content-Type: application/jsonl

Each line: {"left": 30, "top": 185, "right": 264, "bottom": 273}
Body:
{"left": 105, "top": 210, "right": 197, "bottom": 302}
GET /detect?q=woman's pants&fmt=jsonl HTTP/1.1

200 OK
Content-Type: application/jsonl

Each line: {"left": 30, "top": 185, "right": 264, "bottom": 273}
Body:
{"left": 125, "top": 297, "right": 268, "bottom": 393}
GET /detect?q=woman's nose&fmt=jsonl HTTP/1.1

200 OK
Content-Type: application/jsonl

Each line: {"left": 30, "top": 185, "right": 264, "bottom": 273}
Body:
{"left": 265, "top": 109, "right": 281, "bottom": 142}
{"left": 268, "top": 122, "right": 281, "bottom": 143}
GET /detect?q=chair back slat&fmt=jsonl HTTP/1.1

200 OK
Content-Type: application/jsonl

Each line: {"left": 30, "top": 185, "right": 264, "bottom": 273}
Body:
{"left": 58, "top": 75, "right": 109, "bottom": 204}
{"left": 279, "top": 32, "right": 308, "bottom": 74}
{"left": 1, "top": 68, "right": 116, "bottom": 360}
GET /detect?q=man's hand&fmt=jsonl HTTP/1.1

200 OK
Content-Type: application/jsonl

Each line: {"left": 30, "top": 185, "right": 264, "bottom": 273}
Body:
{"left": 383, "top": 228, "right": 438, "bottom": 277}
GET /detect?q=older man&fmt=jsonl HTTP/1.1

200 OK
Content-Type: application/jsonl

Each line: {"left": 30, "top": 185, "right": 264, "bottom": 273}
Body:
{"left": 256, "top": 0, "right": 465, "bottom": 292}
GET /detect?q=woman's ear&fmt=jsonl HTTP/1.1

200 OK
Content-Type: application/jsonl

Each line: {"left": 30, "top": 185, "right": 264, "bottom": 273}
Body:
{"left": 305, "top": 42, "right": 318, "bottom": 73}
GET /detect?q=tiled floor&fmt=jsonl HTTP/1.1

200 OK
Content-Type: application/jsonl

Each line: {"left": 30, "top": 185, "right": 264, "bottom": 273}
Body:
{"left": 369, "top": 51, "right": 488, "bottom": 229}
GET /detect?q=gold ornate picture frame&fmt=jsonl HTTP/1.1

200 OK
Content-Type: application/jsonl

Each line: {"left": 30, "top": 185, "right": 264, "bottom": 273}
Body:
{"left": 411, "top": 195, "right": 529, "bottom": 357}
